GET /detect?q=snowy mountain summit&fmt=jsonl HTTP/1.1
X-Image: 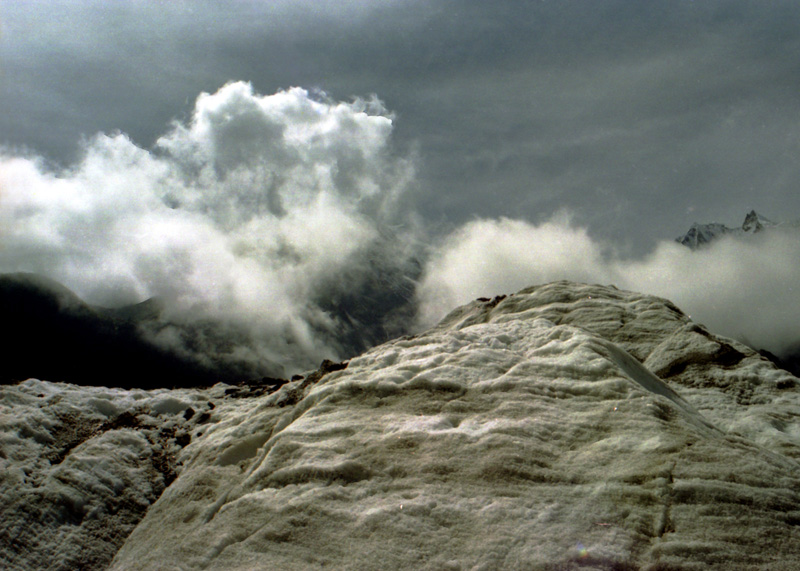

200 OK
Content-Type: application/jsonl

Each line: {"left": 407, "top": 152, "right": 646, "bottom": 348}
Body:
{"left": 675, "top": 210, "right": 777, "bottom": 249}
{"left": 741, "top": 209, "right": 772, "bottom": 233}
{"left": 3, "top": 282, "right": 800, "bottom": 570}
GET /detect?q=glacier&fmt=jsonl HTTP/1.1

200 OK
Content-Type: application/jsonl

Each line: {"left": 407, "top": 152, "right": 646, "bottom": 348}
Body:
{"left": 2, "top": 281, "right": 800, "bottom": 570}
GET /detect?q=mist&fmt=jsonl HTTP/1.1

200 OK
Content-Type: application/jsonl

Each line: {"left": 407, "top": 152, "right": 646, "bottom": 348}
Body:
{"left": 0, "top": 82, "right": 420, "bottom": 377}
{"left": 1, "top": 83, "right": 798, "bottom": 382}
{"left": 418, "top": 215, "right": 800, "bottom": 358}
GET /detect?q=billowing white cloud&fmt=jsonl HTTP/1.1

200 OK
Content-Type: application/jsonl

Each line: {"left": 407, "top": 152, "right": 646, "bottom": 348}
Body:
{"left": 2, "top": 81, "right": 798, "bottom": 379}
{"left": 417, "top": 215, "right": 800, "bottom": 357}
{"left": 414, "top": 214, "right": 613, "bottom": 327}
{"left": 621, "top": 231, "right": 800, "bottom": 356}
{"left": 0, "top": 82, "right": 417, "bottom": 375}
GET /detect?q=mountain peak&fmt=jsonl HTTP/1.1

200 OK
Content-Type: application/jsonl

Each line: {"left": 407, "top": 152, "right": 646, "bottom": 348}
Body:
{"left": 742, "top": 209, "right": 774, "bottom": 233}
{"left": 676, "top": 210, "right": 779, "bottom": 249}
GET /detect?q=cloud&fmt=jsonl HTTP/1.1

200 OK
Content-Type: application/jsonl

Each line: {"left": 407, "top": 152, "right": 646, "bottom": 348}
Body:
{"left": 621, "top": 230, "right": 800, "bottom": 356}
{"left": 0, "top": 82, "right": 418, "bottom": 376}
{"left": 414, "top": 214, "right": 612, "bottom": 327}
{"left": 2, "top": 79, "right": 798, "bottom": 382}
{"left": 5, "top": 0, "right": 800, "bottom": 258}
{"left": 416, "top": 215, "right": 800, "bottom": 357}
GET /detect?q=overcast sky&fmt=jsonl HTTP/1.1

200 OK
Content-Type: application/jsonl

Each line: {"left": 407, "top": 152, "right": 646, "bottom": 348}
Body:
{"left": 3, "top": 0, "right": 800, "bottom": 248}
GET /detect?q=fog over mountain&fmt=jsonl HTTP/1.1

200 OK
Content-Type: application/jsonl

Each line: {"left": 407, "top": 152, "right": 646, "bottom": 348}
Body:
{"left": 3, "top": 4, "right": 800, "bottom": 569}
{"left": 2, "top": 83, "right": 799, "bottom": 385}
{"left": 3, "top": 1, "right": 800, "bottom": 382}
{"left": 1, "top": 83, "right": 423, "bottom": 380}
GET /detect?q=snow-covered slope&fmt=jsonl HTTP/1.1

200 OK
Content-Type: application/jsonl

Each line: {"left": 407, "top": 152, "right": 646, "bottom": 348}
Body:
{"left": 0, "top": 380, "right": 226, "bottom": 570}
{"left": 3, "top": 282, "right": 800, "bottom": 570}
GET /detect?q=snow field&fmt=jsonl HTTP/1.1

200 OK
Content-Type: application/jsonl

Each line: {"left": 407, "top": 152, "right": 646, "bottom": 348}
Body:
{"left": 111, "top": 290, "right": 800, "bottom": 569}
{"left": 0, "top": 379, "right": 224, "bottom": 570}
{"left": 4, "top": 282, "right": 800, "bottom": 570}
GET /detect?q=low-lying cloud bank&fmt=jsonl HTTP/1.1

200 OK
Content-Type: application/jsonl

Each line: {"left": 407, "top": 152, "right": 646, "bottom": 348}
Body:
{"left": 1, "top": 82, "right": 798, "bottom": 382}
{"left": 417, "top": 215, "right": 800, "bottom": 357}
{"left": 0, "top": 82, "right": 420, "bottom": 377}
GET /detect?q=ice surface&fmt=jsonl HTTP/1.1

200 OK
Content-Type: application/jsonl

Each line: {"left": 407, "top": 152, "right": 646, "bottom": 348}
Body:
{"left": 3, "top": 281, "right": 800, "bottom": 570}
{"left": 0, "top": 380, "right": 226, "bottom": 570}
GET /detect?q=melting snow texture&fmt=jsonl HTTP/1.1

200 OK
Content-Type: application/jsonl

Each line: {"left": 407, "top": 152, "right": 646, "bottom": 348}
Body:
{"left": 2, "top": 282, "right": 800, "bottom": 570}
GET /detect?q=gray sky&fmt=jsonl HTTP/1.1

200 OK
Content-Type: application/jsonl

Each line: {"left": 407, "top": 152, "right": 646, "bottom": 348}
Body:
{"left": 3, "top": 0, "right": 800, "bottom": 249}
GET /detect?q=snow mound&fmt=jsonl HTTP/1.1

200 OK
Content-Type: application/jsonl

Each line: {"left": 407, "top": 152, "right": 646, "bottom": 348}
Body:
{"left": 3, "top": 281, "right": 800, "bottom": 570}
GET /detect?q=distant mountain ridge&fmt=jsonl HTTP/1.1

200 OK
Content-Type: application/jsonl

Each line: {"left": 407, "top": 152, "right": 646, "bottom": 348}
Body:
{"left": 0, "top": 273, "right": 273, "bottom": 388}
{"left": 0, "top": 263, "right": 421, "bottom": 389}
{"left": 675, "top": 209, "right": 778, "bottom": 249}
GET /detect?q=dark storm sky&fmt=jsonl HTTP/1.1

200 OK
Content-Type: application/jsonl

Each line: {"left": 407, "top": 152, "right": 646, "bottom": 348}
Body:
{"left": 2, "top": 0, "right": 800, "bottom": 248}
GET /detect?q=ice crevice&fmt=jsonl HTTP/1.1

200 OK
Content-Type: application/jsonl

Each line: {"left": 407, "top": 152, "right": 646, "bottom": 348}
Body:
{"left": 654, "top": 461, "right": 676, "bottom": 539}
{"left": 596, "top": 339, "right": 723, "bottom": 438}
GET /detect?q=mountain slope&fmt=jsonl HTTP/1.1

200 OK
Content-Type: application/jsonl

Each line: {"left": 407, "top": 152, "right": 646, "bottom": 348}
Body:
{"left": 3, "top": 282, "right": 800, "bottom": 570}
{"left": 0, "top": 259, "right": 422, "bottom": 389}
{"left": 0, "top": 272, "right": 283, "bottom": 387}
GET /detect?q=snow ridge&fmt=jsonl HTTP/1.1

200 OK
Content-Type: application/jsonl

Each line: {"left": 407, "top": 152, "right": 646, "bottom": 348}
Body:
{"left": 3, "top": 281, "right": 800, "bottom": 570}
